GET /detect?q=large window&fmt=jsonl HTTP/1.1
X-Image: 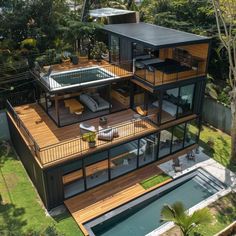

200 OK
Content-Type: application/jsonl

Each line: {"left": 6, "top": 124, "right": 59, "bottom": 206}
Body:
{"left": 160, "top": 83, "right": 196, "bottom": 124}
{"left": 110, "top": 140, "right": 138, "bottom": 179}
{"left": 172, "top": 123, "right": 185, "bottom": 152}
{"left": 159, "top": 128, "right": 172, "bottom": 158}
{"left": 184, "top": 119, "right": 199, "bottom": 147}
{"left": 110, "top": 35, "right": 120, "bottom": 63}
{"left": 178, "top": 84, "right": 195, "bottom": 117}
{"left": 139, "top": 134, "right": 158, "bottom": 166}
{"left": 63, "top": 160, "right": 85, "bottom": 198}
{"left": 84, "top": 151, "right": 109, "bottom": 189}
{"left": 161, "top": 87, "right": 179, "bottom": 123}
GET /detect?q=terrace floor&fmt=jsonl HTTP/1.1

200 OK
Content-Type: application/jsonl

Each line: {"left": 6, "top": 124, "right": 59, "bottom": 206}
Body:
{"left": 13, "top": 104, "right": 158, "bottom": 166}
{"left": 64, "top": 161, "right": 169, "bottom": 236}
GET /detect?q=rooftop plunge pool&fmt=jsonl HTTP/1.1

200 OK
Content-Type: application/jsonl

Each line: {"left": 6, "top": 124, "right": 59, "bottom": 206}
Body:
{"left": 42, "top": 67, "right": 116, "bottom": 91}
{"left": 84, "top": 169, "right": 225, "bottom": 236}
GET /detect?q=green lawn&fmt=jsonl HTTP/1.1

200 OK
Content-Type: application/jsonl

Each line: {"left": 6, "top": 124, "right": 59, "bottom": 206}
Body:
{"left": 0, "top": 144, "right": 83, "bottom": 236}
{"left": 189, "top": 124, "right": 235, "bottom": 172}
{"left": 140, "top": 173, "right": 171, "bottom": 190}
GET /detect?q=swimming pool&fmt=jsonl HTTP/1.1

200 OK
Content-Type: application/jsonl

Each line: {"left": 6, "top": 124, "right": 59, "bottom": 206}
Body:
{"left": 84, "top": 169, "right": 225, "bottom": 236}
{"left": 43, "top": 67, "right": 116, "bottom": 91}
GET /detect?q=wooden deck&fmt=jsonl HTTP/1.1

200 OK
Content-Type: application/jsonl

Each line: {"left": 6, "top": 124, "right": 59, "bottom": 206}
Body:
{"left": 13, "top": 104, "right": 158, "bottom": 167}
{"left": 64, "top": 162, "right": 171, "bottom": 236}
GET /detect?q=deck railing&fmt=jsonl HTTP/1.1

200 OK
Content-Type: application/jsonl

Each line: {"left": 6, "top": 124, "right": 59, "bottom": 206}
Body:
{"left": 6, "top": 99, "right": 158, "bottom": 166}
{"left": 134, "top": 60, "right": 204, "bottom": 86}
{"left": 38, "top": 113, "right": 157, "bottom": 165}
{"left": 6, "top": 100, "right": 41, "bottom": 158}
{"left": 31, "top": 60, "right": 133, "bottom": 91}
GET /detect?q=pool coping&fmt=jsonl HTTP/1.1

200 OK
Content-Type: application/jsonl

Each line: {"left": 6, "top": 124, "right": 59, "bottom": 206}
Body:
{"left": 83, "top": 168, "right": 226, "bottom": 236}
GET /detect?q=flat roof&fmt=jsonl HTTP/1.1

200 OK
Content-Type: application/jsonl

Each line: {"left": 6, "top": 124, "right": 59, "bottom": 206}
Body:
{"left": 103, "top": 22, "right": 210, "bottom": 48}
{"left": 89, "top": 8, "right": 135, "bottom": 18}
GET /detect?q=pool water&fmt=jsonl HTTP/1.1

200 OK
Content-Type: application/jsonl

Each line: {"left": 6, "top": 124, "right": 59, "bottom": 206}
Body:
{"left": 92, "top": 175, "right": 221, "bottom": 236}
{"left": 52, "top": 68, "right": 112, "bottom": 86}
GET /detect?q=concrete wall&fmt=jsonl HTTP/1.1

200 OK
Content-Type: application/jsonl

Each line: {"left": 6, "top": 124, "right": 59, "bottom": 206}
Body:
{"left": 202, "top": 97, "right": 231, "bottom": 135}
{"left": 0, "top": 111, "right": 10, "bottom": 140}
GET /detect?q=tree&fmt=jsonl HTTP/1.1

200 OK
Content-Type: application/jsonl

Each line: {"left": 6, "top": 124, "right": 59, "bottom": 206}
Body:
{"left": 212, "top": 0, "right": 236, "bottom": 163}
{"left": 161, "top": 202, "right": 212, "bottom": 236}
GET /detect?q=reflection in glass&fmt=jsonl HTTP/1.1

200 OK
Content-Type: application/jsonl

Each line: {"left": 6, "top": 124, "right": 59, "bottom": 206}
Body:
{"left": 185, "top": 119, "right": 199, "bottom": 147}
{"left": 110, "top": 140, "right": 138, "bottom": 179}
{"left": 85, "top": 151, "right": 109, "bottom": 189}
{"left": 172, "top": 124, "right": 185, "bottom": 152}
{"left": 161, "top": 87, "right": 179, "bottom": 123}
{"left": 159, "top": 128, "right": 172, "bottom": 158}
{"left": 178, "top": 84, "right": 195, "bottom": 117}
{"left": 63, "top": 160, "right": 85, "bottom": 198}
{"left": 139, "top": 135, "right": 158, "bottom": 166}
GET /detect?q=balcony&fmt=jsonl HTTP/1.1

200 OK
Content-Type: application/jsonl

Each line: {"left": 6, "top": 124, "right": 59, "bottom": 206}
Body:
{"left": 6, "top": 101, "right": 158, "bottom": 167}
{"left": 134, "top": 57, "right": 206, "bottom": 86}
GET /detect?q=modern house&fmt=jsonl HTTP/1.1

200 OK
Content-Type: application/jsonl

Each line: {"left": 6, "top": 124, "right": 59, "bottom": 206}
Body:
{"left": 6, "top": 21, "right": 211, "bottom": 212}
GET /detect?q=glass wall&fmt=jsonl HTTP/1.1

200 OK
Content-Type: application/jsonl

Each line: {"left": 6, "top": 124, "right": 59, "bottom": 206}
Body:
{"left": 160, "top": 83, "right": 196, "bottom": 124}
{"left": 161, "top": 87, "right": 179, "bottom": 123}
{"left": 178, "top": 84, "right": 195, "bottom": 117}
{"left": 110, "top": 140, "right": 138, "bottom": 179}
{"left": 172, "top": 123, "right": 185, "bottom": 152}
{"left": 159, "top": 127, "right": 172, "bottom": 158}
{"left": 84, "top": 151, "right": 109, "bottom": 189}
{"left": 63, "top": 160, "right": 85, "bottom": 198}
{"left": 139, "top": 134, "right": 158, "bottom": 167}
{"left": 184, "top": 119, "right": 199, "bottom": 147}
{"left": 110, "top": 35, "right": 120, "bottom": 63}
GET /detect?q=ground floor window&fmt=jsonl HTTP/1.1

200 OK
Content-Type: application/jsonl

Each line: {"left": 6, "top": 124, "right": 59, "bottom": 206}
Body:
{"left": 62, "top": 118, "right": 200, "bottom": 198}
{"left": 110, "top": 140, "right": 138, "bottom": 179}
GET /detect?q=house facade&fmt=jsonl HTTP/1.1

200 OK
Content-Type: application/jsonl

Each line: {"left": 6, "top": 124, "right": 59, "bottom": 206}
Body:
{"left": 7, "top": 22, "right": 211, "bottom": 210}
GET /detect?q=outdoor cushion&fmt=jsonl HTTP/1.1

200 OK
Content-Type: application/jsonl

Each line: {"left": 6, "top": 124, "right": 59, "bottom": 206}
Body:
{"left": 80, "top": 123, "right": 96, "bottom": 134}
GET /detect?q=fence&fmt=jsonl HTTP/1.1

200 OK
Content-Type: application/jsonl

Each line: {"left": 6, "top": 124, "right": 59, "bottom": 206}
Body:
{"left": 202, "top": 97, "right": 231, "bottom": 135}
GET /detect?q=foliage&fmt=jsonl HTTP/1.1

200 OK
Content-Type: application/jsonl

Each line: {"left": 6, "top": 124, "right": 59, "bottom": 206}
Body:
{"left": 140, "top": 173, "right": 171, "bottom": 189}
{"left": 90, "top": 41, "right": 108, "bottom": 60}
{"left": 212, "top": 0, "right": 236, "bottom": 163}
{"left": 82, "top": 132, "right": 96, "bottom": 143}
{"left": 0, "top": 145, "right": 82, "bottom": 235}
{"left": 163, "top": 193, "right": 236, "bottom": 236}
{"left": 188, "top": 124, "right": 234, "bottom": 172}
{"left": 161, "top": 201, "right": 212, "bottom": 236}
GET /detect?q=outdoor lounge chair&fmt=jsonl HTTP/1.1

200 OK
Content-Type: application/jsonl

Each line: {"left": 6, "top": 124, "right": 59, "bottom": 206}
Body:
{"left": 98, "top": 128, "right": 119, "bottom": 141}
{"left": 173, "top": 158, "right": 182, "bottom": 172}
{"left": 80, "top": 123, "right": 96, "bottom": 134}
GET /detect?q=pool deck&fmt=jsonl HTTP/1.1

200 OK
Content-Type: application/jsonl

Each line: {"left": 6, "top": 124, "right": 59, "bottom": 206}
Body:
{"left": 64, "top": 161, "right": 170, "bottom": 236}
{"left": 152, "top": 148, "right": 236, "bottom": 236}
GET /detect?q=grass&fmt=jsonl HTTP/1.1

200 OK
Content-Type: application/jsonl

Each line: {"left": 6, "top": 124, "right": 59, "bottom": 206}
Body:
{"left": 0, "top": 144, "right": 83, "bottom": 236}
{"left": 189, "top": 124, "right": 235, "bottom": 172}
{"left": 140, "top": 173, "right": 171, "bottom": 190}
{"left": 162, "top": 193, "right": 236, "bottom": 236}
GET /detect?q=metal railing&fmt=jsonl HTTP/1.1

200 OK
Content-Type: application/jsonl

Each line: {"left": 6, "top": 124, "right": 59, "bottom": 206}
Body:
{"left": 134, "top": 60, "right": 204, "bottom": 86}
{"left": 31, "top": 60, "right": 133, "bottom": 91}
{"left": 6, "top": 100, "right": 41, "bottom": 160}
{"left": 38, "top": 113, "right": 157, "bottom": 165}
{"left": 7, "top": 98, "right": 157, "bottom": 166}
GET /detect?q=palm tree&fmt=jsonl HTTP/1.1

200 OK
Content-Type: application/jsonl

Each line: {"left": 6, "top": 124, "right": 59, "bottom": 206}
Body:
{"left": 161, "top": 202, "right": 212, "bottom": 236}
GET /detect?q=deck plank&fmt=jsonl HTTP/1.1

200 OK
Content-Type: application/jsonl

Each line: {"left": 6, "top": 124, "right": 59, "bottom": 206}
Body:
{"left": 64, "top": 163, "right": 167, "bottom": 235}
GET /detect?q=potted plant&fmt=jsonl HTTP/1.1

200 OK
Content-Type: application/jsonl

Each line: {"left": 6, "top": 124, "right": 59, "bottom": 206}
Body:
{"left": 90, "top": 41, "right": 108, "bottom": 62}
{"left": 82, "top": 132, "right": 96, "bottom": 148}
